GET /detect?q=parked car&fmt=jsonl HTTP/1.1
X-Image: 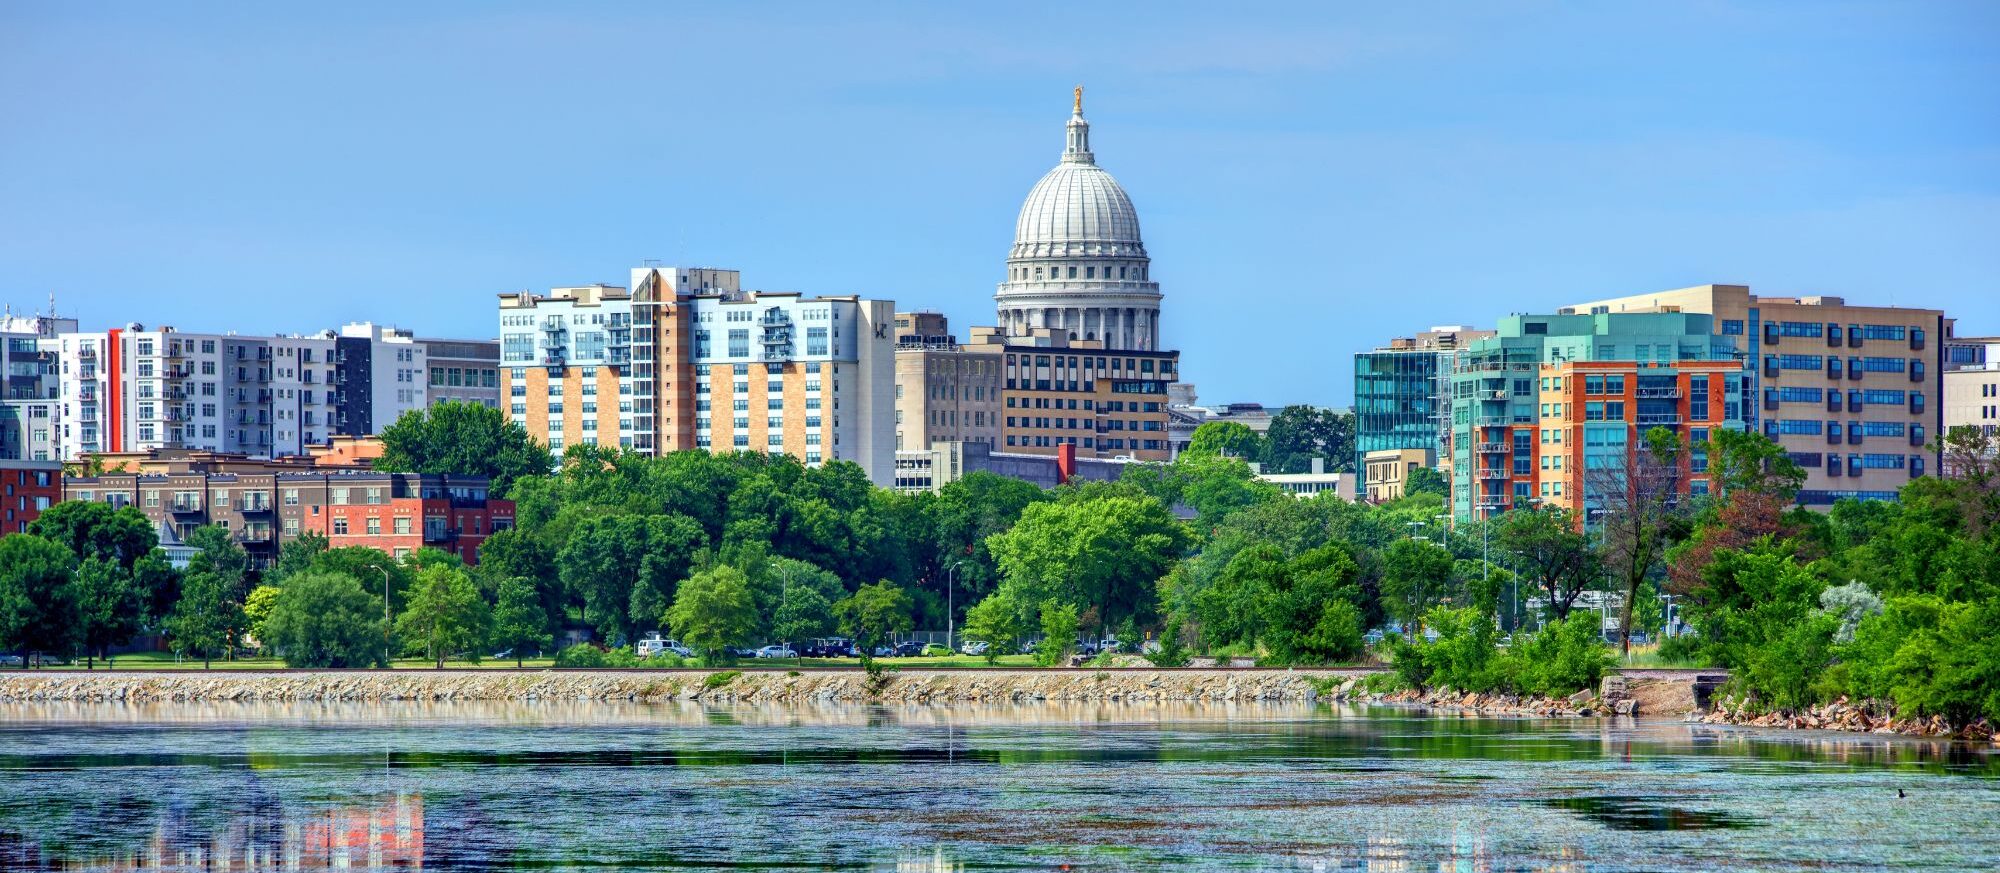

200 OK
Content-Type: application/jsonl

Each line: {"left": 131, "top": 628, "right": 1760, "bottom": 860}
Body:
{"left": 1020, "top": 639, "right": 1038, "bottom": 654}
{"left": 1097, "top": 638, "right": 1124, "bottom": 654}
{"left": 1077, "top": 640, "right": 1099, "bottom": 657}
{"left": 894, "top": 640, "right": 925, "bottom": 657}
{"left": 960, "top": 641, "right": 990, "bottom": 656}
{"left": 754, "top": 645, "right": 798, "bottom": 659}
{"left": 635, "top": 634, "right": 693, "bottom": 658}
{"left": 0, "top": 655, "right": 21, "bottom": 667}
{"left": 873, "top": 645, "right": 897, "bottom": 658}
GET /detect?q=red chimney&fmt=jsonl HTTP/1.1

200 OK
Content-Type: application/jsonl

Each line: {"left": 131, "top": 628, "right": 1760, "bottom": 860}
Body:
{"left": 1056, "top": 443, "right": 1076, "bottom": 484}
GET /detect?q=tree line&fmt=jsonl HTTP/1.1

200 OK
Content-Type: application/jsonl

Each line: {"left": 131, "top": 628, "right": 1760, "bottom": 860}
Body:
{"left": 4, "top": 399, "right": 1996, "bottom": 724}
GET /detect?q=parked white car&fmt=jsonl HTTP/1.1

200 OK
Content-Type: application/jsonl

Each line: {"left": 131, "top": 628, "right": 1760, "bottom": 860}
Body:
{"left": 636, "top": 634, "right": 693, "bottom": 658}
{"left": 754, "top": 645, "right": 798, "bottom": 659}
{"left": 960, "top": 641, "right": 990, "bottom": 656}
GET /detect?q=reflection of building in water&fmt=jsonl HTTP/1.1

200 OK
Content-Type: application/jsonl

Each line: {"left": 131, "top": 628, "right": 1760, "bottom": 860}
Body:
{"left": 888, "top": 846, "right": 963, "bottom": 873}
{"left": 1365, "top": 835, "right": 1410, "bottom": 872}
{"left": 57, "top": 794, "right": 423, "bottom": 871}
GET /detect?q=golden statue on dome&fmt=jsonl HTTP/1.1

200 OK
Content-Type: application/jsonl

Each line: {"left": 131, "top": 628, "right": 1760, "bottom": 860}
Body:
{"left": 1073, "top": 85, "right": 1083, "bottom": 114}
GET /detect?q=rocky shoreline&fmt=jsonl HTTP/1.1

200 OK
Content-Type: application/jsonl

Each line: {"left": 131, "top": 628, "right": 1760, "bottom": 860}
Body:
{"left": 0, "top": 668, "right": 1373, "bottom": 705}
{"left": 1690, "top": 695, "right": 1997, "bottom": 742}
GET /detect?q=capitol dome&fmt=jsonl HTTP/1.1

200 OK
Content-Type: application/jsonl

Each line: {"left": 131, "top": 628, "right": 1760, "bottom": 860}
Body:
{"left": 995, "top": 89, "right": 1162, "bottom": 351}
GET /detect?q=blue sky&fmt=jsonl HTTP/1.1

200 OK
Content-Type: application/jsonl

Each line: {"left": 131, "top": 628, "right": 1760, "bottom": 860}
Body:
{"left": 2, "top": 2, "right": 1995, "bottom": 405}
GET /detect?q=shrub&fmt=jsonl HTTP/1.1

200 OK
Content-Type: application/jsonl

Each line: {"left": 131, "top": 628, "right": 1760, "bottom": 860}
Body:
{"left": 702, "top": 670, "right": 742, "bottom": 691}
{"left": 1147, "top": 616, "right": 1189, "bottom": 668}
{"left": 1501, "top": 612, "right": 1615, "bottom": 698}
{"left": 554, "top": 643, "right": 607, "bottom": 668}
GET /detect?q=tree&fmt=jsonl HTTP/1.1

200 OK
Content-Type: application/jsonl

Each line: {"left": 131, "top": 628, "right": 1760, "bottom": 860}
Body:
{"left": 26, "top": 501, "right": 155, "bottom": 569}
{"left": 0, "top": 534, "right": 78, "bottom": 667}
{"left": 1036, "top": 600, "right": 1080, "bottom": 667}
{"left": 667, "top": 565, "right": 759, "bottom": 661}
{"left": 916, "top": 472, "right": 1049, "bottom": 626}
{"left": 1258, "top": 544, "right": 1368, "bottom": 664}
{"left": 1403, "top": 467, "right": 1447, "bottom": 498}
{"left": 1590, "top": 426, "right": 1686, "bottom": 654}
{"left": 1495, "top": 507, "right": 1599, "bottom": 621}
{"left": 835, "top": 581, "right": 913, "bottom": 663}
{"left": 396, "top": 564, "right": 493, "bottom": 668}
{"left": 376, "top": 399, "right": 555, "bottom": 496}
{"left": 165, "top": 570, "right": 243, "bottom": 669}
{"left": 1185, "top": 421, "right": 1264, "bottom": 461}
{"left": 260, "top": 571, "right": 389, "bottom": 668}
{"left": 243, "top": 584, "right": 283, "bottom": 649}
{"left": 72, "top": 556, "right": 149, "bottom": 669}
{"left": 1707, "top": 429, "right": 1806, "bottom": 500}
{"left": 771, "top": 584, "right": 835, "bottom": 650}
{"left": 266, "top": 531, "right": 329, "bottom": 584}
{"left": 960, "top": 588, "right": 1028, "bottom": 662}
{"left": 1122, "top": 454, "right": 1281, "bottom": 526}
{"left": 988, "top": 496, "right": 1189, "bottom": 634}
{"left": 558, "top": 513, "right": 705, "bottom": 645}
{"left": 1262, "top": 406, "right": 1355, "bottom": 474}
{"left": 490, "top": 577, "right": 554, "bottom": 666}
{"left": 1379, "top": 538, "right": 1456, "bottom": 634}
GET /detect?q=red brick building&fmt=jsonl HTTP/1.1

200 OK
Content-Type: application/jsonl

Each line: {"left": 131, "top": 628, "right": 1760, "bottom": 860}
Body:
{"left": 0, "top": 460, "right": 61, "bottom": 534}
{"left": 64, "top": 462, "right": 511, "bottom": 566}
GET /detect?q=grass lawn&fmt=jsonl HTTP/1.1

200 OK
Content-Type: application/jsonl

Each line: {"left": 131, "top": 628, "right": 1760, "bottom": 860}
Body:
{"left": 1615, "top": 644, "right": 1703, "bottom": 669}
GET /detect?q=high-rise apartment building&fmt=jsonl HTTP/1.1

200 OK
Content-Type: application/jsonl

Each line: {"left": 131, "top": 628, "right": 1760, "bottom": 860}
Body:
{"left": 1353, "top": 325, "right": 1493, "bottom": 494}
{"left": 421, "top": 338, "right": 502, "bottom": 410}
{"left": 49, "top": 322, "right": 429, "bottom": 462}
{"left": 1943, "top": 332, "right": 2000, "bottom": 457}
{"left": 497, "top": 266, "right": 897, "bottom": 485}
{"left": 1562, "top": 284, "right": 1943, "bottom": 505}
{"left": 893, "top": 312, "right": 1002, "bottom": 451}
{"left": 0, "top": 313, "right": 74, "bottom": 461}
{"left": 1445, "top": 312, "right": 1745, "bottom": 522}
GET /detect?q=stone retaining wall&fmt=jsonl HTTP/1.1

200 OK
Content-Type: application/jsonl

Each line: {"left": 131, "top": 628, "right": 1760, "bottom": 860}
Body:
{"left": 0, "top": 669, "right": 1374, "bottom": 705}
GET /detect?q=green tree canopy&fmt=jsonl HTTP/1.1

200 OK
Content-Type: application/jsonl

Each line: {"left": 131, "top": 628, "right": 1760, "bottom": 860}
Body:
{"left": 988, "top": 496, "right": 1189, "bottom": 632}
{"left": 490, "top": 576, "right": 554, "bottom": 666}
{"left": 261, "top": 571, "right": 389, "bottom": 668}
{"left": 396, "top": 563, "right": 493, "bottom": 667}
{"left": 0, "top": 534, "right": 78, "bottom": 665}
{"left": 835, "top": 580, "right": 913, "bottom": 660}
{"left": 1185, "top": 421, "right": 1264, "bottom": 461}
{"left": 376, "top": 399, "right": 555, "bottom": 496}
{"left": 557, "top": 513, "right": 706, "bottom": 645}
{"left": 26, "top": 501, "right": 156, "bottom": 569}
{"left": 1403, "top": 467, "right": 1447, "bottom": 497}
{"left": 1261, "top": 406, "right": 1354, "bottom": 474}
{"left": 667, "top": 565, "right": 759, "bottom": 660}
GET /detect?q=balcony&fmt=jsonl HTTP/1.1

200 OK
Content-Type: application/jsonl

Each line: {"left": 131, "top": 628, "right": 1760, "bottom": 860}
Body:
{"left": 236, "top": 527, "right": 273, "bottom": 543}
{"left": 241, "top": 494, "right": 273, "bottom": 513}
{"left": 1636, "top": 387, "right": 1681, "bottom": 399}
{"left": 1477, "top": 469, "right": 1509, "bottom": 480}
{"left": 1476, "top": 442, "right": 1508, "bottom": 453}
{"left": 170, "top": 498, "right": 203, "bottom": 514}
{"left": 1636, "top": 414, "right": 1682, "bottom": 426}
{"left": 423, "top": 525, "right": 457, "bottom": 543}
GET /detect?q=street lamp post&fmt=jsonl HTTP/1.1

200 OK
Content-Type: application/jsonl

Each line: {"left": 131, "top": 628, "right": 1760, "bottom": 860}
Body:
{"left": 945, "top": 561, "right": 965, "bottom": 655}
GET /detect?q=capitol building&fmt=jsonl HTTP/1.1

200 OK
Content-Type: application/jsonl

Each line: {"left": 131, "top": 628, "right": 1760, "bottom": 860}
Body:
{"left": 994, "top": 88, "right": 1163, "bottom": 351}
{"left": 891, "top": 89, "right": 1184, "bottom": 478}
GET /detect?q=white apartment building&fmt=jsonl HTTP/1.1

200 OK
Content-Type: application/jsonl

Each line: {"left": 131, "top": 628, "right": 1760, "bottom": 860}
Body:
{"left": 50, "top": 322, "right": 430, "bottom": 462}
{"left": 497, "top": 265, "right": 897, "bottom": 485}
{"left": 1, "top": 313, "right": 75, "bottom": 461}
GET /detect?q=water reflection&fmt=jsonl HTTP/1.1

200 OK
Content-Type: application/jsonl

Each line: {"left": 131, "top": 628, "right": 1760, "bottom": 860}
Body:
{"left": 0, "top": 701, "right": 1991, "bottom": 872}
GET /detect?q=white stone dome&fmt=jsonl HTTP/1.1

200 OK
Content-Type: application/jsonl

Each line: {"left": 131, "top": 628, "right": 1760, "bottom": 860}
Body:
{"left": 994, "top": 90, "right": 1163, "bottom": 352}
{"left": 1010, "top": 162, "right": 1146, "bottom": 260}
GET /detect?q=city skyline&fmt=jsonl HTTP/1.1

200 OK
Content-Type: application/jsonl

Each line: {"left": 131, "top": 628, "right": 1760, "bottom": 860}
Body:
{"left": 4, "top": 2, "right": 1997, "bottom": 406}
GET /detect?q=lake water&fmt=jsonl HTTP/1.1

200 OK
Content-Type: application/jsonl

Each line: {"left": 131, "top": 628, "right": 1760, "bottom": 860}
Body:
{"left": 0, "top": 701, "right": 1993, "bottom": 871}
